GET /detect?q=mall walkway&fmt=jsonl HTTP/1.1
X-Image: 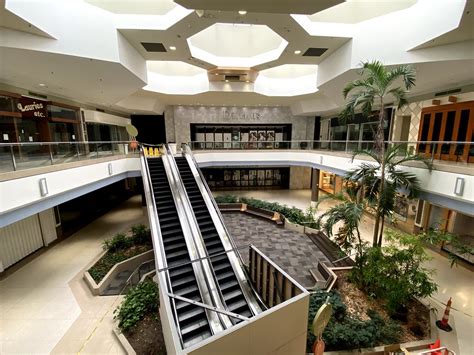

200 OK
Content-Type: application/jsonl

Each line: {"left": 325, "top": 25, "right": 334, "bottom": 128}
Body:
{"left": 0, "top": 195, "right": 145, "bottom": 354}
{"left": 214, "top": 189, "right": 473, "bottom": 354}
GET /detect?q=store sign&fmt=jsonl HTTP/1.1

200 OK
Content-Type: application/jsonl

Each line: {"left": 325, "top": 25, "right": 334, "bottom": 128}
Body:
{"left": 17, "top": 97, "right": 48, "bottom": 118}
{"left": 222, "top": 110, "right": 261, "bottom": 120}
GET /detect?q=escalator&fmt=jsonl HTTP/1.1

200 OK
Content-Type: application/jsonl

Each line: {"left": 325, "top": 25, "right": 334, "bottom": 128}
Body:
{"left": 147, "top": 157, "right": 212, "bottom": 347}
{"left": 175, "top": 156, "right": 253, "bottom": 321}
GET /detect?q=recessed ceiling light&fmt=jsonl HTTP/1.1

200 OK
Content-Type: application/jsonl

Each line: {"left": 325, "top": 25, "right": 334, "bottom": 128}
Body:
{"left": 238, "top": 10, "right": 247, "bottom": 15}
{"left": 215, "top": 73, "right": 219, "bottom": 76}
{"left": 246, "top": 80, "right": 250, "bottom": 83}
{"left": 39, "top": 83, "right": 46, "bottom": 87}
{"left": 169, "top": 46, "right": 176, "bottom": 51}
{"left": 294, "top": 50, "right": 301, "bottom": 55}
{"left": 225, "top": 80, "right": 229, "bottom": 83}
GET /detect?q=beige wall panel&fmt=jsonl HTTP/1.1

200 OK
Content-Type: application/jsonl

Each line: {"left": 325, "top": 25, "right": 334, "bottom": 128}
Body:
{"left": 0, "top": 214, "right": 44, "bottom": 271}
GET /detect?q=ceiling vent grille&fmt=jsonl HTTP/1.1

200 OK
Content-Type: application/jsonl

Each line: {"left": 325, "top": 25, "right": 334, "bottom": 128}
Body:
{"left": 303, "top": 48, "right": 328, "bottom": 57}
{"left": 141, "top": 42, "right": 167, "bottom": 52}
{"left": 224, "top": 75, "right": 241, "bottom": 82}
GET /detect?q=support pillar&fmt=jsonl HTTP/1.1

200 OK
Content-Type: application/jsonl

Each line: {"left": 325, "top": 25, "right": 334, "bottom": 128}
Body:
{"left": 311, "top": 168, "right": 320, "bottom": 207}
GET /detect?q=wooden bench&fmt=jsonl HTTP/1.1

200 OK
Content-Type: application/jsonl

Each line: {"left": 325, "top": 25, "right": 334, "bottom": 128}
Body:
{"left": 218, "top": 203, "right": 244, "bottom": 212}
{"left": 308, "top": 262, "right": 337, "bottom": 291}
{"left": 245, "top": 205, "right": 284, "bottom": 225}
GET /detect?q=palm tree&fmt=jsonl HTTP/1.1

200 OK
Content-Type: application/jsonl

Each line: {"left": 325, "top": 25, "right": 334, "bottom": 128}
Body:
{"left": 347, "top": 145, "right": 432, "bottom": 246}
{"left": 318, "top": 183, "right": 366, "bottom": 256}
{"left": 341, "top": 61, "right": 417, "bottom": 246}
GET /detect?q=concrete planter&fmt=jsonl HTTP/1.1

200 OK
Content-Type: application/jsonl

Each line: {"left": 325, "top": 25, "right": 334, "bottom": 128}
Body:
{"left": 284, "top": 218, "right": 305, "bottom": 233}
{"left": 113, "top": 328, "right": 136, "bottom": 355}
{"left": 84, "top": 249, "right": 154, "bottom": 296}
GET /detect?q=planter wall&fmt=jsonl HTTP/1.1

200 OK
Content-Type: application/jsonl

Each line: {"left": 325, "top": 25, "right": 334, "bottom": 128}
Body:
{"left": 84, "top": 249, "right": 154, "bottom": 296}
{"left": 283, "top": 218, "right": 305, "bottom": 233}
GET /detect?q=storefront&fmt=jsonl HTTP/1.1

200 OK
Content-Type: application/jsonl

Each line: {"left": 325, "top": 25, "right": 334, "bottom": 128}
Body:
{"left": 202, "top": 167, "right": 290, "bottom": 190}
{"left": 0, "top": 91, "right": 81, "bottom": 144}
{"left": 319, "top": 170, "right": 344, "bottom": 195}
{"left": 191, "top": 123, "right": 292, "bottom": 149}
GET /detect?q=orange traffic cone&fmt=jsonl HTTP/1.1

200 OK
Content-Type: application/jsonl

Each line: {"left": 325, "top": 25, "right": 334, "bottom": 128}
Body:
{"left": 436, "top": 297, "right": 453, "bottom": 332}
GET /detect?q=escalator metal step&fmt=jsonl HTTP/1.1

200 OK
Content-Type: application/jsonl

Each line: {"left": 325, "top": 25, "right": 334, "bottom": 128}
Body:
{"left": 224, "top": 289, "right": 244, "bottom": 302}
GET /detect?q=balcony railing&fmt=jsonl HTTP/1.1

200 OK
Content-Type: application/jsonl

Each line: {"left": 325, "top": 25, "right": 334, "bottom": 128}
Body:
{"left": 189, "top": 140, "right": 473, "bottom": 164}
{"left": 0, "top": 141, "right": 138, "bottom": 173}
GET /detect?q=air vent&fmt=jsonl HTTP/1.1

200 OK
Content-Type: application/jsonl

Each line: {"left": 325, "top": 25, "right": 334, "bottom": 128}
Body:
{"left": 141, "top": 42, "right": 167, "bottom": 52}
{"left": 225, "top": 75, "right": 241, "bottom": 82}
{"left": 303, "top": 48, "right": 328, "bottom": 57}
{"left": 27, "top": 91, "right": 48, "bottom": 99}
{"left": 96, "top": 108, "right": 105, "bottom": 112}
{"left": 434, "top": 88, "right": 461, "bottom": 97}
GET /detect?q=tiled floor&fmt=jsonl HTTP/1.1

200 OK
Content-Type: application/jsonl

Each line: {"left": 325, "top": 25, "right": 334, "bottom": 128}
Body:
{"left": 222, "top": 213, "right": 331, "bottom": 288}
{"left": 0, "top": 195, "right": 146, "bottom": 354}
{"left": 215, "top": 189, "right": 474, "bottom": 354}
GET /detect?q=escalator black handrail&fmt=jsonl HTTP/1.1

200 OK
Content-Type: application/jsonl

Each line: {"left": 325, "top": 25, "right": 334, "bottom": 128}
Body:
{"left": 163, "top": 145, "right": 233, "bottom": 330}
{"left": 139, "top": 145, "right": 184, "bottom": 347}
{"left": 181, "top": 144, "right": 267, "bottom": 313}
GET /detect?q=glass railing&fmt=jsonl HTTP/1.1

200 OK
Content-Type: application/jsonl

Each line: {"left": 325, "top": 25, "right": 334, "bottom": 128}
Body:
{"left": 189, "top": 140, "right": 473, "bottom": 164}
{"left": 0, "top": 141, "right": 138, "bottom": 173}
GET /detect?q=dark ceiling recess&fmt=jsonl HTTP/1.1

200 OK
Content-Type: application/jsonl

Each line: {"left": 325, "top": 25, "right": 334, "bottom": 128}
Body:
{"left": 303, "top": 48, "right": 328, "bottom": 57}
{"left": 141, "top": 42, "right": 167, "bottom": 52}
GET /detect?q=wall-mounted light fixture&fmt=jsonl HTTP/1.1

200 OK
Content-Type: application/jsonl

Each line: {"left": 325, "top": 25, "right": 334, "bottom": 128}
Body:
{"left": 39, "top": 178, "right": 48, "bottom": 197}
{"left": 454, "top": 177, "right": 464, "bottom": 196}
{"left": 108, "top": 163, "right": 113, "bottom": 176}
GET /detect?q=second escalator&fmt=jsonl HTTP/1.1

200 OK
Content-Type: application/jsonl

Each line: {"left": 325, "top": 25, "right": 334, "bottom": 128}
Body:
{"left": 175, "top": 156, "right": 252, "bottom": 321}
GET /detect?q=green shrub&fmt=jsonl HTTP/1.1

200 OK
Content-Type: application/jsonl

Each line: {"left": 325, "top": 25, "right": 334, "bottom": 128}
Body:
{"left": 115, "top": 280, "right": 159, "bottom": 332}
{"left": 131, "top": 224, "right": 151, "bottom": 245}
{"left": 88, "top": 251, "right": 131, "bottom": 282}
{"left": 103, "top": 233, "right": 133, "bottom": 252}
{"left": 307, "top": 291, "right": 402, "bottom": 351}
{"left": 351, "top": 230, "right": 438, "bottom": 314}
{"left": 214, "top": 195, "right": 239, "bottom": 203}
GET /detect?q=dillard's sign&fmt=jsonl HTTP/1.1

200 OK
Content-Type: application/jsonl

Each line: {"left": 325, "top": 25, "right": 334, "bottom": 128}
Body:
{"left": 222, "top": 109, "right": 261, "bottom": 120}
{"left": 17, "top": 96, "right": 48, "bottom": 119}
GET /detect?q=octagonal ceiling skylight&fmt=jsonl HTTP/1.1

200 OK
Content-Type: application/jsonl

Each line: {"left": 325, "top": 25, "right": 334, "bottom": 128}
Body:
{"left": 144, "top": 61, "right": 209, "bottom": 95}
{"left": 255, "top": 64, "right": 318, "bottom": 96}
{"left": 187, "top": 23, "right": 288, "bottom": 68}
{"left": 84, "top": 0, "right": 177, "bottom": 15}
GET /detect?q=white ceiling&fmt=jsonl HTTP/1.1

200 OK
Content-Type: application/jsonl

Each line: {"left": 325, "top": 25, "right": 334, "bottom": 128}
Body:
{"left": 84, "top": 0, "right": 177, "bottom": 15}
{"left": 0, "top": 0, "right": 473, "bottom": 116}
{"left": 309, "top": 0, "right": 417, "bottom": 24}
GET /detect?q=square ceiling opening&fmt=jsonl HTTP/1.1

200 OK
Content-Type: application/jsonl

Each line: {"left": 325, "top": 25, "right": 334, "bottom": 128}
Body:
{"left": 141, "top": 42, "right": 167, "bottom": 52}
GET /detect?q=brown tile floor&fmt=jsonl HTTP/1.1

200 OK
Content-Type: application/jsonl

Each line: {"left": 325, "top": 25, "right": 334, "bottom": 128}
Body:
{"left": 223, "top": 212, "right": 331, "bottom": 288}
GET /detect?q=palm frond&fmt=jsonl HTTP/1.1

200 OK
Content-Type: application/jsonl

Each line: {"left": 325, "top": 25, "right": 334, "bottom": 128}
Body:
{"left": 351, "top": 149, "right": 380, "bottom": 163}
{"left": 386, "top": 65, "right": 416, "bottom": 90}
{"left": 387, "top": 87, "right": 408, "bottom": 109}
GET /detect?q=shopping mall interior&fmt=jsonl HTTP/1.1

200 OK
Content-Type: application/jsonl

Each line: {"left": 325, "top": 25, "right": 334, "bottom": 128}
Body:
{"left": 0, "top": 0, "right": 473, "bottom": 354}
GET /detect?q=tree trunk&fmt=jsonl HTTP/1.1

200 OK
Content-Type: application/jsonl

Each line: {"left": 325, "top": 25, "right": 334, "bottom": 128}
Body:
{"left": 372, "top": 99, "right": 386, "bottom": 247}
{"left": 378, "top": 213, "right": 386, "bottom": 247}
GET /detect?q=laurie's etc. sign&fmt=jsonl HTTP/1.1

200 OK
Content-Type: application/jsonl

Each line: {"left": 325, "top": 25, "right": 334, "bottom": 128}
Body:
{"left": 17, "top": 96, "right": 48, "bottom": 118}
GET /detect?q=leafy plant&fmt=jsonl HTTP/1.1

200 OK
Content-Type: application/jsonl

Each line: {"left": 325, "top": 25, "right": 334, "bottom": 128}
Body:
{"left": 131, "top": 224, "right": 151, "bottom": 245}
{"left": 103, "top": 233, "right": 133, "bottom": 252}
{"left": 214, "top": 194, "right": 239, "bottom": 203}
{"left": 307, "top": 291, "right": 402, "bottom": 351}
{"left": 351, "top": 229, "right": 438, "bottom": 314}
{"left": 115, "top": 280, "right": 159, "bottom": 332}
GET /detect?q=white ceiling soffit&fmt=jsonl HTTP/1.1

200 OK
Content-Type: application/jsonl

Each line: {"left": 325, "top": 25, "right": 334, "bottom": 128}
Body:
{"left": 309, "top": 0, "right": 417, "bottom": 24}
{"left": 292, "top": 0, "right": 417, "bottom": 38}
{"left": 187, "top": 23, "right": 288, "bottom": 67}
{"left": 173, "top": 0, "right": 343, "bottom": 15}
{"left": 255, "top": 64, "right": 318, "bottom": 96}
{"left": 412, "top": 0, "right": 474, "bottom": 50}
{"left": 144, "top": 61, "right": 209, "bottom": 95}
{"left": 84, "top": 0, "right": 177, "bottom": 15}
{"left": 1, "top": 0, "right": 53, "bottom": 38}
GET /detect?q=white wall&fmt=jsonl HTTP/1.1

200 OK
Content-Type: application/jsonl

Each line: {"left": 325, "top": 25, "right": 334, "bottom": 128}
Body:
{"left": 194, "top": 150, "right": 474, "bottom": 213}
{"left": 0, "top": 158, "right": 140, "bottom": 216}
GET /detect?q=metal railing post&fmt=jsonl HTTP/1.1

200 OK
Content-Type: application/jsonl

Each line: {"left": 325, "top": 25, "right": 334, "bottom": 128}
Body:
{"left": 10, "top": 144, "right": 17, "bottom": 171}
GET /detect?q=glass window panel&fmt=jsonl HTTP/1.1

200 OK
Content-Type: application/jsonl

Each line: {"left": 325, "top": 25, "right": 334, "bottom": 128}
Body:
{"left": 48, "top": 105, "right": 77, "bottom": 120}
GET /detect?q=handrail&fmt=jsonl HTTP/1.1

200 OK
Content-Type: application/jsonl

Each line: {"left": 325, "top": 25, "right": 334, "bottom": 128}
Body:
{"left": 0, "top": 140, "right": 133, "bottom": 146}
{"left": 123, "top": 259, "right": 155, "bottom": 290}
{"left": 181, "top": 143, "right": 265, "bottom": 314}
{"left": 138, "top": 145, "right": 183, "bottom": 347}
{"left": 164, "top": 145, "right": 233, "bottom": 329}
{"left": 161, "top": 145, "right": 225, "bottom": 335}
{"left": 188, "top": 140, "right": 472, "bottom": 145}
